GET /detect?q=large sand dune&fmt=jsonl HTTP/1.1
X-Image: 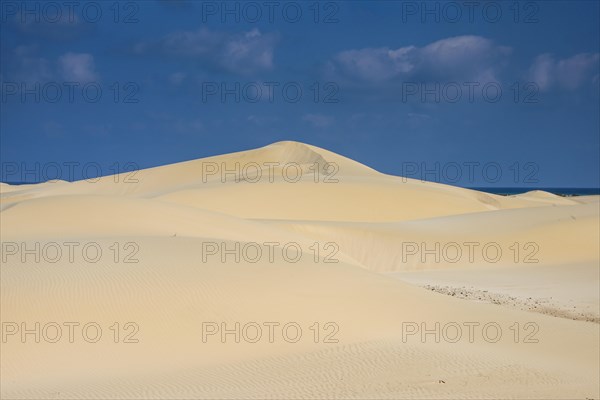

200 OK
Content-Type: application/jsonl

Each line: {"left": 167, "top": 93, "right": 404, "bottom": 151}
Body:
{"left": 1, "top": 141, "right": 598, "bottom": 399}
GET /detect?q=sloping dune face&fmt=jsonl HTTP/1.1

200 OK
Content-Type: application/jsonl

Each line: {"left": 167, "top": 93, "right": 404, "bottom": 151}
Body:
{"left": 1, "top": 141, "right": 598, "bottom": 399}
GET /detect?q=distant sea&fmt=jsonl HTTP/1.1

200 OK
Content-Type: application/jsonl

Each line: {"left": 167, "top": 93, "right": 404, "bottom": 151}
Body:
{"left": 467, "top": 187, "right": 600, "bottom": 196}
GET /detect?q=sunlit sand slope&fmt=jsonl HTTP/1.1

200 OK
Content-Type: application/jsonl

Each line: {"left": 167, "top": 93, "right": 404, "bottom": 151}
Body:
{"left": 1, "top": 141, "right": 598, "bottom": 399}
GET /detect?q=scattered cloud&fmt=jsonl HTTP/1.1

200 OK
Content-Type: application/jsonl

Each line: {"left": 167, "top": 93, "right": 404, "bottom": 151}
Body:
{"left": 247, "top": 115, "right": 280, "bottom": 126}
{"left": 529, "top": 53, "right": 600, "bottom": 91}
{"left": 58, "top": 52, "right": 97, "bottom": 83}
{"left": 326, "top": 35, "right": 511, "bottom": 84}
{"left": 4, "top": 47, "right": 98, "bottom": 84}
{"left": 303, "top": 113, "right": 335, "bottom": 128}
{"left": 135, "top": 28, "right": 278, "bottom": 75}
{"left": 8, "top": 45, "right": 54, "bottom": 83}
{"left": 7, "top": 9, "right": 89, "bottom": 40}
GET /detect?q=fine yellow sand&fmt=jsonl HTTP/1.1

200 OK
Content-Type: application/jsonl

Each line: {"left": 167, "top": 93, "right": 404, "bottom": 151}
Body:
{"left": 1, "top": 141, "right": 598, "bottom": 399}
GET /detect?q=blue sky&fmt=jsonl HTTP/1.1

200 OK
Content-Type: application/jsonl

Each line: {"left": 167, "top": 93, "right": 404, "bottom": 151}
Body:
{"left": 1, "top": 0, "right": 599, "bottom": 187}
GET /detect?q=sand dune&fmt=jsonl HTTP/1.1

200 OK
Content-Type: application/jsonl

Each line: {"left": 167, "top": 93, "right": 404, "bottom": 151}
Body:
{"left": 1, "top": 141, "right": 598, "bottom": 399}
{"left": 265, "top": 201, "right": 599, "bottom": 271}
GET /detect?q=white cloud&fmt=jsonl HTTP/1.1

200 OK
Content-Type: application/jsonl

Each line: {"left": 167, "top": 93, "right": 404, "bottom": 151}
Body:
{"left": 8, "top": 45, "right": 53, "bottom": 83}
{"left": 529, "top": 53, "right": 600, "bottom": 91}
{"left": 11, "top": 9, "right": 85, "bottom": 40}
{"left": 303, "top": 113, "right": 335, "bottom": 128}
{"left": 328, "top": 35, "right": 511, "bottom": 84}
{"left": 161, "top": 28, "right": 222, "bottom": 57}
{"left": 4, "top": 47, "right": 101, "bottom": 89}
{"left": 247, "top": 115, "right": 280, "bottom": 126}
{"left": 5, "top": 48, "right": 102, "bottom": 86}
{"left": 332, "top": 48, "right": 409, "bottom": 83}
{"left": 58, "top": 52, "right": 97, "bottom": 83}
{"left": 139, "top": 28, "right": 278, "bottom": 75}
{"left": 221, "top": 29, "right": 275, "bottom": 73}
